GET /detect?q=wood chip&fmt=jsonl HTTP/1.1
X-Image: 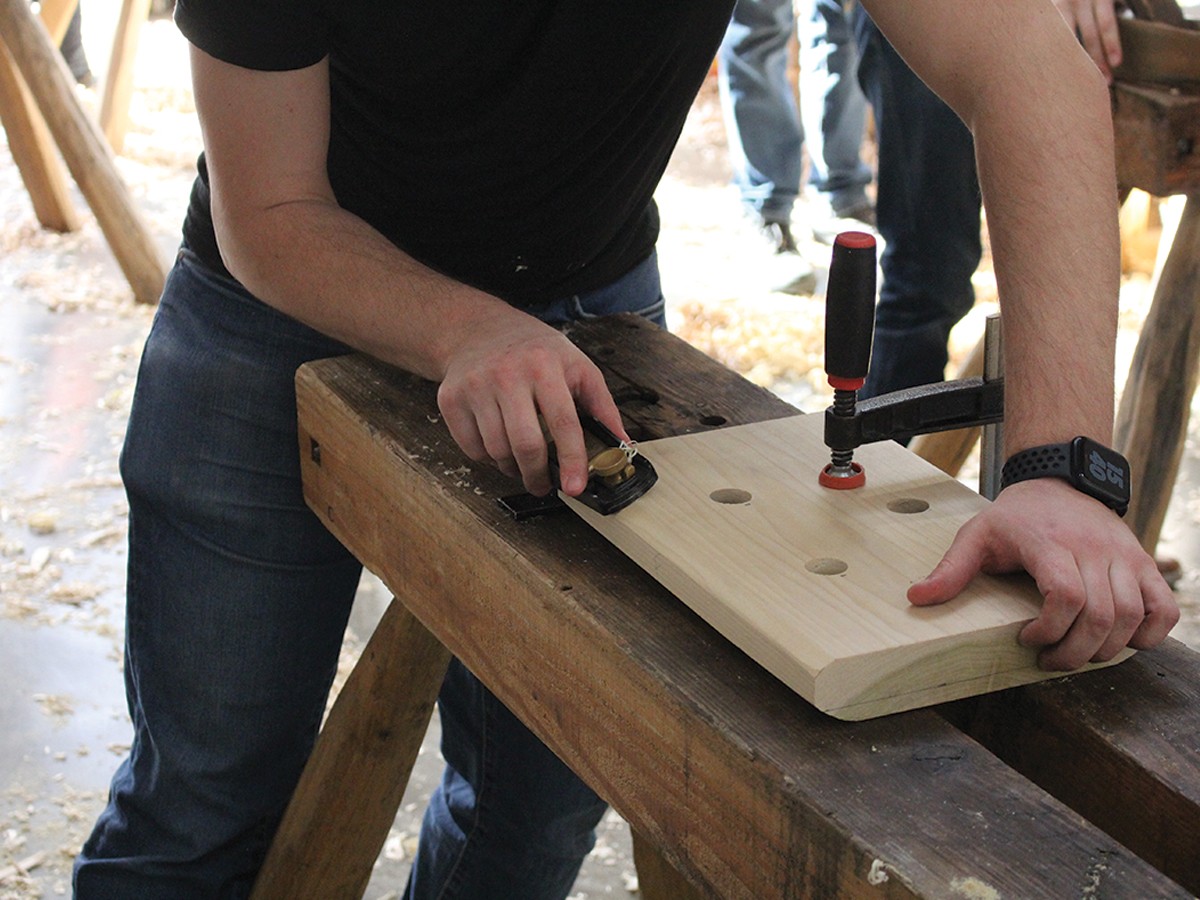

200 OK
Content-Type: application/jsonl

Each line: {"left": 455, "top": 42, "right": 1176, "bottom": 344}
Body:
{"left": 0, "top": 850, "right": 48, "bottom": 884}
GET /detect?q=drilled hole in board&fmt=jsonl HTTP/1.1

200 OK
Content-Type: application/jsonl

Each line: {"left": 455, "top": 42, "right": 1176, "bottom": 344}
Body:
{"left": 700, "top": 415, "right": 727, "bottom": 427}
{"left": 710, "top": 488, "right": 752, "bottom": 505}
{"left": 806, "top": 558, "right": 848, "bottom": 576}
{"left": 887, "top": 498, "right": 930, "bottom": 514}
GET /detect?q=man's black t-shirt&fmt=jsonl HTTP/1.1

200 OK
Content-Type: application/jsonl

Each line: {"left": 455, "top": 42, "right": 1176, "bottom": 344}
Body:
{"left": 175, "top": 1, "right": 734, "bottom": 308}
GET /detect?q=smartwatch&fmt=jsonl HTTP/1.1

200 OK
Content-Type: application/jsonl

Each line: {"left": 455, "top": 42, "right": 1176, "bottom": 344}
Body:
{"left": 999, "top": 436, "right": 1130, "bottom": 517}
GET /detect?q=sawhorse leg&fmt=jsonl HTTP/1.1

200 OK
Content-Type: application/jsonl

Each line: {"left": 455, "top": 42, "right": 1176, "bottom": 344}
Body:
{"left": 98, "top": 0, "right": 151, "bottom": 154}
{"left": 252, "top": 596, "right": 451, "bottom": 899}
{"left": 1115, "top": 193, "right": 1200, "bottom": 551}
{"left": 0, "top": 0, "right": 165, "bottom": 303}
{"left": 0, "top": 0, "right": 79, "bottom": 232}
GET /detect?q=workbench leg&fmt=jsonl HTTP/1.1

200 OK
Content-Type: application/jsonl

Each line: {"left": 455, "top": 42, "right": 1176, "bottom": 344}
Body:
{"left": 632, "top": 830, "right": 710, "bottom": 900}
{"left": 0, "top": 0, "right": 165, "bottom": 304}
{"left": 251, "top": 595, "right": 451, "bottom": 900}
{"left": 0, "top": 38, "right": 79, "bottom": 232}
{"left": 1115, "top": 194, "right": 1200, "bottom": 552}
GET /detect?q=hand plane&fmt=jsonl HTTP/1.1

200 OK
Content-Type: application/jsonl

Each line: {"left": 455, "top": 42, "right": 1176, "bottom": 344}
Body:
{"left": 499, "top": 414, "right": 658, "bottom": 519}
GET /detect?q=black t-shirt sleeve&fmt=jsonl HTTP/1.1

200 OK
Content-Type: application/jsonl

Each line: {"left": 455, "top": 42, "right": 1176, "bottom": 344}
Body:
{"left": 174, "top": 0, "right": 329, "bottom": 71}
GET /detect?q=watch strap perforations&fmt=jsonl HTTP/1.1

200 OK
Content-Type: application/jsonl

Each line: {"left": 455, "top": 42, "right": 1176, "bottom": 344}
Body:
{"left": 1000, "top": 443, "right": 1070, "bottom": 489}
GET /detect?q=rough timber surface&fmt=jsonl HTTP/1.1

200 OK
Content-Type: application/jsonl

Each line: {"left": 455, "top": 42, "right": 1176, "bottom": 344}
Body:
{"left": 290, "top": 315, "right": 1196, "bottom": 898}
{"left": 566, "top": 415, "right": 1129, "bottom": 720}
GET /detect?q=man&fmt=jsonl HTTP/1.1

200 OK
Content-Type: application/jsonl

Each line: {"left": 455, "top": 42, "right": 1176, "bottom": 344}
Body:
{"left": 75, "top": 1, "right": 1178, "bottom": 897}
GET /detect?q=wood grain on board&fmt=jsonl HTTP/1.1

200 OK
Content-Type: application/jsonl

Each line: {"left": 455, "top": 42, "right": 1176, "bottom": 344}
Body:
{"left": 568, "top": 414, "right": 1129, "bottom": 720}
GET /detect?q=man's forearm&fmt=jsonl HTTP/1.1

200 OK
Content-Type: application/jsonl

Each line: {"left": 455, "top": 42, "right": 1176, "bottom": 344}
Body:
{"left": 973, "top": 57, "right": 1119, "bottom": 452}
{"left": 861, "top": 0, "right": 1121, "bottom": 452}
{"left": 214, "top": 193, "right": 516, "bottom": 383}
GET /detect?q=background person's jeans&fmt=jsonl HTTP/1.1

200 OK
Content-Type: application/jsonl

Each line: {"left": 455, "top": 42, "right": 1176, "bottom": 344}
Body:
{"left": 798, "top": 0, "right": 872, "bottom": 214}
{"left": 854, "top": 10, "right": 982, "bottom": 401}
{"left": 718, "top": 0, "right": 871, "bottom": 223}
{"left": 74, "top": 248, "right": 665, "bottom": 899}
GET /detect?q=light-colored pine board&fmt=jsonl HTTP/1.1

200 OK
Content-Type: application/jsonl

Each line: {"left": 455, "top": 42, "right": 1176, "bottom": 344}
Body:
{"left": 568, "top": 414, "right": 1128, "bottom": 719}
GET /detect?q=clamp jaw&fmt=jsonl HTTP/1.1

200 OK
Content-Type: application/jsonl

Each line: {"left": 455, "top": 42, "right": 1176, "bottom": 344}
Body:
{"left": 820, "top": 232, "right": 1005, "bottom": 490}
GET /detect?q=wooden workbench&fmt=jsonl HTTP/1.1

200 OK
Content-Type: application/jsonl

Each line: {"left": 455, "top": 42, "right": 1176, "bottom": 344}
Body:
{"left": 257, "top": 316, "right": 1200, "bottom": 899}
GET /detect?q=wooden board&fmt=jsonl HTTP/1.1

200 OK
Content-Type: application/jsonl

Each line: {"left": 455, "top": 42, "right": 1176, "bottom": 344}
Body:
{"left": 568, "top": 414, "right": 1128, "bottom": 720}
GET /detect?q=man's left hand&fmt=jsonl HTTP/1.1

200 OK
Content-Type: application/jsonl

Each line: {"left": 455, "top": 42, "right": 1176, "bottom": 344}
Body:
{"left": 908, "top": 478, "right": 1179, "bottom": 670}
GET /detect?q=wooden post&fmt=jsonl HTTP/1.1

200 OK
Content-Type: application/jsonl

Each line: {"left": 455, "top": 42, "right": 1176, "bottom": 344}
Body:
{"left": 1114, "top": 194, "right": 1200, "bottom": 552}
{"left": 0, "top": 37, "right": 79, "bottom": 232}
{"left": 99, "top": 0, "right": 151, "bottom": 154}
{"left": 0, "top": 0, "right": 165, "bottom": 304}
{"left": 37, "top": 0, "right": 79, "bottom": 45}
{"left": 251, "top": 595, "right": 451, "bottom": 900}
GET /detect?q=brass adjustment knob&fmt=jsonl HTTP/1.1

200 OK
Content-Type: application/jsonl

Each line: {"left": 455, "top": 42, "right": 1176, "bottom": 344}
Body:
{"left": 588, "top": 447, "right": 635, "bottom": 485}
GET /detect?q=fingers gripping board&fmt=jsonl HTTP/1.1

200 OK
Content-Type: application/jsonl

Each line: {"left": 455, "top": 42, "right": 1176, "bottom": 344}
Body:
{"left": 564, "top": 415, "right": 1130, "bottom": 720}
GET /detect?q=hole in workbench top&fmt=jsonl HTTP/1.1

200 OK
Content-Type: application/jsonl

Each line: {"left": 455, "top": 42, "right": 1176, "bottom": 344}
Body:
{"left": 699, "top": 415, "right": 727, "bottom": 427}
{"left": 710, "top": 488, "right": 752, "bottom": 505}
{"left": 806, "top": 557, "right": 848, "bottom": 576}
{"left": 612, "top": 386, "right": 660, "bottom": 406}
{"left": 887, "top": 498, "right": 930, "bottom": 514}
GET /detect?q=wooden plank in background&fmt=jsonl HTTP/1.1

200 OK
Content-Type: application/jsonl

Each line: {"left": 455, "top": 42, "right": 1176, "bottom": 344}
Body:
{"left": 0, "top": 37, "right": 79, "bottom": 232}
{"left": 1111, "top": 82, "right": 1200, "bottom": 197}
{"left": 0, "top": 0, "right": 165, "bottom": 304}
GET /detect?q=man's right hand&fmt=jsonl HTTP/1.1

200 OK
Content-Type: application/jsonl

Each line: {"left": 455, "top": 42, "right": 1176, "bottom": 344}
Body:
{"left": 435, "top": 306, "right": 627, "bottom": 498}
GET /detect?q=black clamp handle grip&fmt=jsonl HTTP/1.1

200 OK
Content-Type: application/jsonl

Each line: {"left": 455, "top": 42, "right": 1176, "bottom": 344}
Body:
{"left": 824, "top": 232, "right": 877, "bottom": 389}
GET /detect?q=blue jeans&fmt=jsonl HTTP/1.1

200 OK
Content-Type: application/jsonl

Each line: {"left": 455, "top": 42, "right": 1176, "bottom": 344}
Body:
{"left": 798, "top": 0, "right": 872, "bottom": 212}
{"left": 718, "top": 0, "right": 871, "bottom": 222}
{"left": 74, "top": 249, "right": 665, "bottom": 899}
{"left": 854, "top": 10, "right": 981, "bottom": 399}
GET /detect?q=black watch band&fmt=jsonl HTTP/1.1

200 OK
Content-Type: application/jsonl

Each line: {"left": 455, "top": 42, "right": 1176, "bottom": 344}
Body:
{"left": 999, "top": 437, "right": 1130, "bottom": 517}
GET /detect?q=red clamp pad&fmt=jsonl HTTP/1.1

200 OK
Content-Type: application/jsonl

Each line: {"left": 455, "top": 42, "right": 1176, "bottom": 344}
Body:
{"left": 819, "top": 462, "right": 866, "bottom": 490}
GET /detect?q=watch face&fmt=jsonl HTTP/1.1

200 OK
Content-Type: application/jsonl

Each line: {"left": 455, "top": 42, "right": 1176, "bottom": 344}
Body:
{"left": 1071, "top": 437, "right": 1131, "bottom": 510}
